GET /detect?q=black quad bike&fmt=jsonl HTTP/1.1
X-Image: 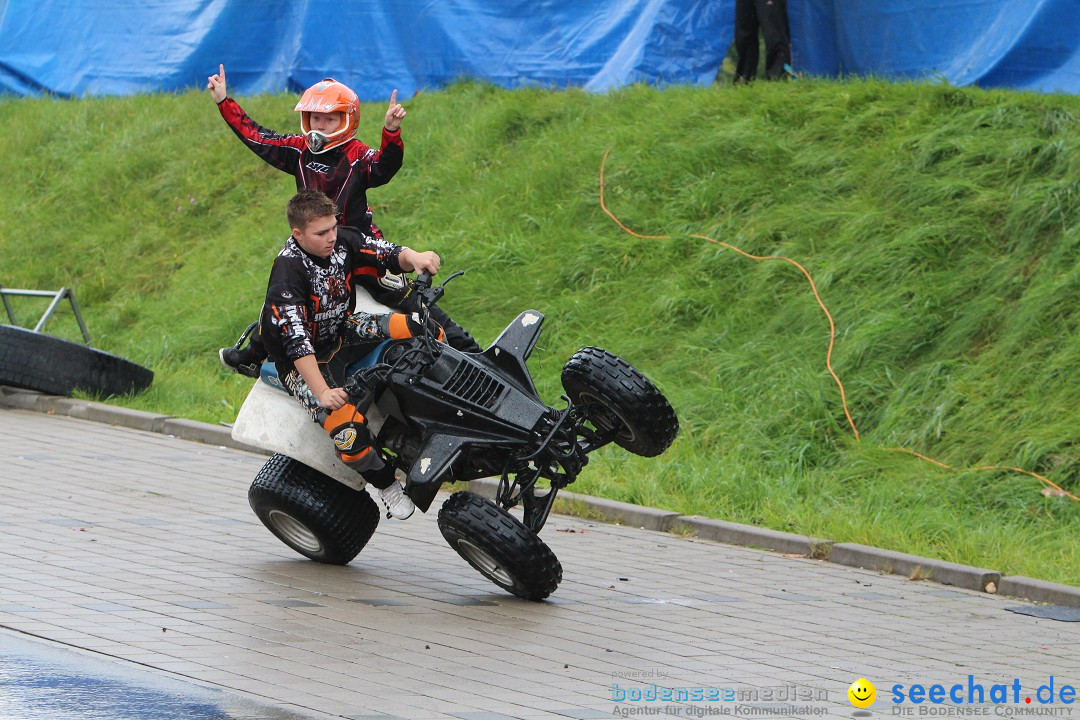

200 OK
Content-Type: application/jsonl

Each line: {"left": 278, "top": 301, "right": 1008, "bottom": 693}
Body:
{"left": 231, "top": 271, "right": 678, "bottom": 600}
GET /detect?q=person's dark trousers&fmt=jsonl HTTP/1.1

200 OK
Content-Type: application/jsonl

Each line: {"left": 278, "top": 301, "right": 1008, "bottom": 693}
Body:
{"left": 734, "top": 0, "right": 791, "bottom": 82}
{"left": 429, "top": 305, "right": 481, "bottom": 353}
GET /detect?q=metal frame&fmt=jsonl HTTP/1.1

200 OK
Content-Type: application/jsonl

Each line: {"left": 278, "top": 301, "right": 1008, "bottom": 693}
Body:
{"left": 0, "top": 286, "right": 91, "bottom": 344}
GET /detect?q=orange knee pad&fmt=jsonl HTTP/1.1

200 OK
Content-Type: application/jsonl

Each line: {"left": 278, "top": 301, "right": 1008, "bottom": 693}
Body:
{"left": 321, "top": 403, "right": 381, "bottom": 472}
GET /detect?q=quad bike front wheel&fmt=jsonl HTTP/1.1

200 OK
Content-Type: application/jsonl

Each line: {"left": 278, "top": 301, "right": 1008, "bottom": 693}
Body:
{"left": 248, "top": 454, "right": 380, "bottom": 565}
{"left": 561, "top": 346, "right": 679, "bottom": 457}
{"left": 438, "top": 491, "right": 562, "bottom": 601}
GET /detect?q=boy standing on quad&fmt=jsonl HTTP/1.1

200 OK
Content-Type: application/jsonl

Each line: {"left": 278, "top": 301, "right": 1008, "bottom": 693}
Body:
{"left": 207, "top": 64, "right": 478, "bottom": 375}
{"left": 263, "top": 189, "right": 445, "bottom": 520}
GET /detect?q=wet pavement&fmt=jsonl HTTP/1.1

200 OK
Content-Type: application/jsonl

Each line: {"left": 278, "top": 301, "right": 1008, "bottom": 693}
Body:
{"left": 0, "top": 629, "right": 320, "bottom": 720}
{"left": 1, "top": 406, "right": 1079, "bottom": 719}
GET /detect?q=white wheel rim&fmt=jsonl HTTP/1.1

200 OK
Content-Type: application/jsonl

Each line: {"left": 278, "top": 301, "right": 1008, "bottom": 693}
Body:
{"left": 267, "top": 509, "right": 323, "bottom": 554}
{"left": 457, "top": 538, "right": 514, "bottom": 586}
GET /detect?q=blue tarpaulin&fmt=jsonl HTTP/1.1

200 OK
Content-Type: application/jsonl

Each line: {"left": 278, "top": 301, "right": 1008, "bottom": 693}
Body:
{"left": 0, "top": 0, "right": 1076, "bottom": 98}
{"left": 788, "top": 0, "right": 1080, "bottom": 94}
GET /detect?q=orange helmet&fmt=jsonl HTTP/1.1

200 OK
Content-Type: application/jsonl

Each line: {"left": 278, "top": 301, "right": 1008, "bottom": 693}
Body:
{"left": 294, "top": 78, "right": 360, "bottom": 154}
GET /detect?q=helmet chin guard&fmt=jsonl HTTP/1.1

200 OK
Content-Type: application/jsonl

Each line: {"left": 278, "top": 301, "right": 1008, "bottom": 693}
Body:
{"left": 295, "top": 78, "right": 360, "bottom": 153}
{"left": 304, "top": 129, "right": 331, "bottom": 154}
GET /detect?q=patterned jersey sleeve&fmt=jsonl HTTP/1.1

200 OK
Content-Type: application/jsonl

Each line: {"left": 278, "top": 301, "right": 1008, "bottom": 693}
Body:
{"left": 345, "top": 127, "right": 404, "bottom": 189}
{"left": 263, "top": 257, "right": 316, "bottom": 361}
{"left": 340, "top": 226, "right": 405, "bottom": 280}
{"left": 218, "top": 97, "right": 306, "bottom": 175}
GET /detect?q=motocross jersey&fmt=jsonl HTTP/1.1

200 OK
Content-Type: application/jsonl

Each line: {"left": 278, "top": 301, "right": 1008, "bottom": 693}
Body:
{"left": 217, "top": 97, "right": 403, "bottom": 233}
{"left": 261, "top": 226, "right": 404, "bottom": 369}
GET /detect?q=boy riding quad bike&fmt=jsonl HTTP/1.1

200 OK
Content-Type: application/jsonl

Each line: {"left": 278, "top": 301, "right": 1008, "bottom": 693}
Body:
{"left": 232, "top": 269, "right": 679, "bottom": 601}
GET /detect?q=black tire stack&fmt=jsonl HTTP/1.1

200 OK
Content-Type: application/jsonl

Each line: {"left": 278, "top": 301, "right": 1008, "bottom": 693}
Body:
{"left": 0, "top": 324, "right": 153, "bottom": 397}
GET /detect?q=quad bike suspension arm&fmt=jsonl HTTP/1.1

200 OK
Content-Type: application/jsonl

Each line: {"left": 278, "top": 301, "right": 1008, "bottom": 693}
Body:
{"left": 496, "top": 400, "right": 591, "bottom": 533}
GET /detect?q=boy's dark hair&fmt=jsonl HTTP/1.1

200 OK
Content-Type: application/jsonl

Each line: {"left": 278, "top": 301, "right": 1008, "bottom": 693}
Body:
{"left": 287, "top": 189, "right": 338, "bottom": 230}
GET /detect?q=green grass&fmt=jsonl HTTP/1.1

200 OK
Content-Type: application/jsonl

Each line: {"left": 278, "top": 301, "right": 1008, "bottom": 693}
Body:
{"left": 2, "top": 78, "right": 1078, "bottom": 585}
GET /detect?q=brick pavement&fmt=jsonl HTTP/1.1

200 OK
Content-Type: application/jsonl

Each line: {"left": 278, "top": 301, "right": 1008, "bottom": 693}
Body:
{"left": 1, "top": 407, "right": 1078, "bottom": 719}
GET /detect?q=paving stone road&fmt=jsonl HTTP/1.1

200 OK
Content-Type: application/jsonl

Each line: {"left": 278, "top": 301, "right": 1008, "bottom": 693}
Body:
{"left": 1, "top": 408, "right": 1078, "bottom": 720}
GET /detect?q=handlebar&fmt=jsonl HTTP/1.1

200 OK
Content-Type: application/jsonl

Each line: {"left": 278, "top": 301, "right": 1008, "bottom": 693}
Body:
{"left": 342, "top": 269, "right": 464, "bottom": 403}
{"left": 410, "top": 270, "right": 464, "bottom": 311}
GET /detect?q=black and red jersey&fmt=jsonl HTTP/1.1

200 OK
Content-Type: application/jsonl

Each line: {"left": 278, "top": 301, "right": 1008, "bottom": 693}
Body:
{"left": 261, "top": 226, "right": 404, "bottom": 369}
{"left": 218, "top": 97, "right": 403, "bottom": 234}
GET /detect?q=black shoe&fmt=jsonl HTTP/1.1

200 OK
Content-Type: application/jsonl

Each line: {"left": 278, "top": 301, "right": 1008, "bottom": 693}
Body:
{"left": 218, "top": 347, "right": 261, "bottom": 379}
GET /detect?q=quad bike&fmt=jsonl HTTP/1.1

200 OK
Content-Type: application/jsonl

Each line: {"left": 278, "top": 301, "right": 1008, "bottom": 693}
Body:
{"left": 231, "top": 271, "right": 678, "bottom": 600}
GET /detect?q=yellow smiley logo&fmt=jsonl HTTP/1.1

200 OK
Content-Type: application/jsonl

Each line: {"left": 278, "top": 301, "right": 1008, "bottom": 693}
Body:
{"left": 848, "top": 678, "right": 876, "bottom": 708}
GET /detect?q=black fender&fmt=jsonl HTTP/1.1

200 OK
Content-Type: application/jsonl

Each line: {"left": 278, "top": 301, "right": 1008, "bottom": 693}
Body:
{"left": 478, "top": 310, "right": 543, "bottom": 396}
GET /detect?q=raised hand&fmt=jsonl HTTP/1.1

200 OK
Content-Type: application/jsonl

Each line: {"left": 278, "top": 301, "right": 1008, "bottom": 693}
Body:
{"left": 207, "top": 63, "right": 227, "bottom": 104}
{"left": 384, "top": 89, "right": 406, "bottom": 131}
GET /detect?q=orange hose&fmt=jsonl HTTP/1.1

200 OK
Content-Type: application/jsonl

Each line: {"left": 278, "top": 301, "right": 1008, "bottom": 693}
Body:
{"left": 599, "top": 148, "right": 1077, "bottom": 502}
{"left": 600, "top": 149, "right": 860, "bottom": 442}
{"left": 889, "top": 448, "right": 1079, "bottom": 501}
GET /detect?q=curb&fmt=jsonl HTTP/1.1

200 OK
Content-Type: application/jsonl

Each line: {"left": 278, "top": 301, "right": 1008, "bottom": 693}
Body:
{"left": 829, "top": 543, "right": 1001, "bottom": 593}
{"left": 0, "top": 387, "right": 269, "bottom": 456}
{"left": 558, "top": 493, "right": 682, "bottom": 532}
{"left": 673, "top": 516, "right": 829, "bottom": 557}
{"left": 3, "top": 386, "right": 1078, "bottom": 607}
{"left": 469, "top": 480, "right": 680, "bottom": 532}
{"left": 158, "top": 417, "right": 266, "bottom": 455}
{"left": 998, "top": 576, "right": 1080, "bottom": 606}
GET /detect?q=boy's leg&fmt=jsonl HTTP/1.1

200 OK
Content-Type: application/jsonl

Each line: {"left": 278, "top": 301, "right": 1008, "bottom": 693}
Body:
{"left": 370, "top": 285, "right": 478, "bottom": 352}
{"left": 219, "top": 322, "right": 269, "bottom": 379}
{"left": 364, "top": 214, "right": 476, "bottom": 351}
{"left": 359, "top": 262, "right": 478, "bottom": 352}
{"left": 345, "top": 311, "right": 446, "bottom": 344}
{"left": 320, "top": 402, "right": 384, "bottom": 474}
{"left": 429, "top": 306, "right": 482, "bottom": 353}
{"left": 282, "top": 367, "right": 415, "bottom": 519}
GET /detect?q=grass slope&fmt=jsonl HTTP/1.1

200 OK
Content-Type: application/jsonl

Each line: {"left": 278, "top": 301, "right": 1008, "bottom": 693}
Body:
{"left": 1, "top": 79, "right": 1078, "bottom": 584}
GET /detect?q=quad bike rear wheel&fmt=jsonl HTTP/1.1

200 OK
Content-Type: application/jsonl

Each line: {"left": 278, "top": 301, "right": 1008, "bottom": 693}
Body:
{"left": 248, "top": 454, "right": 380, "bottom": 565}
{"left": 561, "top": 346, "right": 678, "bottom": 457}
{"left": 438, "top": 491, "right": 562, "bottom": 601}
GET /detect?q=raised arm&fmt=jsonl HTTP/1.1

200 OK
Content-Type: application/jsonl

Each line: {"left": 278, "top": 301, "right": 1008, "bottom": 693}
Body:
{"left": 348, "top": 89, "right": 407, "bottom": 189}
{"left": 210, "top": 63, "right": 306, "bottom": 173}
